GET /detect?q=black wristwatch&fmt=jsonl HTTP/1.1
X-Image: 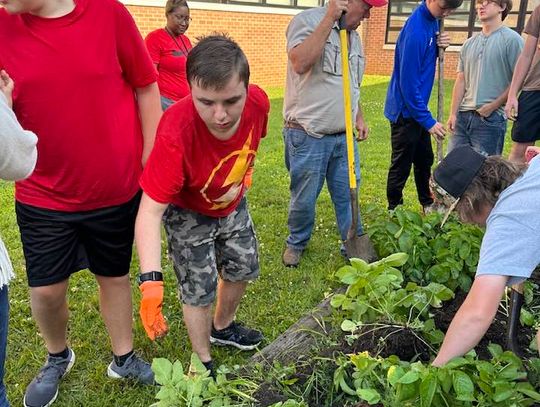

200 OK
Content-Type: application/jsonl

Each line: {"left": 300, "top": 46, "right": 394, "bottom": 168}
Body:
{"left": 137, "top": 271, "right": 163, "bottom": 285}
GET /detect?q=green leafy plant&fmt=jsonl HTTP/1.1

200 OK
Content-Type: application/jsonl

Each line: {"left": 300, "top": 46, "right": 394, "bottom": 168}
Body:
{"left": 268, "top": 400, "right": 308, "bottom": 407}
{"left": 365, "top": 206, "right": 483, "bottom": 292}
{"left": 331, "top": 253, "right": 452, "bottom": 348}
{"left": 334, "top": 345, "right": 540, "bottom": 406}
{"left": 151, "top": 353, "right": 257, "bottom": 407}
{"left": 526, "top": 357, "right": 540, "bottom": 389}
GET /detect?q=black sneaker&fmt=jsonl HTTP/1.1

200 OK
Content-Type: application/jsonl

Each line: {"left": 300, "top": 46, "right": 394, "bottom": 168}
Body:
{"left": 202, "top": 360, "right": 215, "bottom": 377}
{"left": 210, "top": 321, "right": 263, "bottom": 350}
{"left": 107, "top": 353, "right": 154, "bottom": 385}
{"left": 188, "top": 359, "right": 216, "bottom": 378}
{"left": 24, "top": 348, "right": 76, "bottom": 407}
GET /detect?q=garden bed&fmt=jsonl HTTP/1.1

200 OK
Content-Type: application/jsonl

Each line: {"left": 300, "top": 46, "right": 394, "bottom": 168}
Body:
{"left": 433, "top": 290, "right": 536, "bottom": 360}
{"left": 250, "top": 208, "right": 540, "bottom": 407}
{"left": 253, "top": 289, "right": 538, "bottom": 406}
{"left": 147, "top": 208, "right": 540, "bottom": 407}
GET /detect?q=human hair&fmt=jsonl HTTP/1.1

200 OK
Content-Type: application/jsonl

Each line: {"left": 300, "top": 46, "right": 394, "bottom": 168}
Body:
{"left": 495, "top": 0, "right": 512, "bottom": 20}
{"left": 456, "top": 156, "right": 526, "bottom": 223}
{"left": 187, "top": 34, "right": 250, "bottom": 90}
{"left": 165, "top": 0, "right": 188, "bottom": 15}
{"left": 442, "top": 0, "right": 464, "bottom": 10}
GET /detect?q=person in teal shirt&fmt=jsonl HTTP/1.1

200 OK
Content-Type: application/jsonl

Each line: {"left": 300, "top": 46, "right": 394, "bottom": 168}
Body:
{"left": 447, "top": 0, "right": 523, "bottom": 156}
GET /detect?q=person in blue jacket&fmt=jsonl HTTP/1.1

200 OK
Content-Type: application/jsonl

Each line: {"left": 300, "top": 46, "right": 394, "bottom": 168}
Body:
{"left": 385, "top": 0, "right": 463, "bottom": 213}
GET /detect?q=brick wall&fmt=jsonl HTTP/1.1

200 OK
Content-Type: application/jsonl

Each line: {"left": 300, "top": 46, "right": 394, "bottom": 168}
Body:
{"left": 126, "top": 5, "right": 296, "bottom": 88}
{"left": 362, "top": 6, "right": 459, "bottom": 79}
{"left": 126, "top": 4, "right": 460, "bottom": 88}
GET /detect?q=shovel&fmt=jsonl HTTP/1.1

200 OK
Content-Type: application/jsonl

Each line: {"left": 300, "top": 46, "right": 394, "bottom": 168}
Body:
{"left": 506, "top": 283, "right": 524, "bottom": 357}
{"left": 338, "top": 15, "right": 377, "bottom": 262}
{"left": 436, "top": 19, "right": 445, "bottom": 163}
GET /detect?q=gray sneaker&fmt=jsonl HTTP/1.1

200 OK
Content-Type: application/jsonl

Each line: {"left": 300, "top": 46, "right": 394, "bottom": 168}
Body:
{"left": 23, "top": 348, "right": 75, "bottom": 407}
{"left": 107, "top": 353, "right": 154, "bottom": 385}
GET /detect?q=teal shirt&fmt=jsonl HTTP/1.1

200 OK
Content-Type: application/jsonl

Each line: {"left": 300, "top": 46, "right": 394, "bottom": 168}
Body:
{"left": 459, "top": 26, "right": 523, "bottom": 114}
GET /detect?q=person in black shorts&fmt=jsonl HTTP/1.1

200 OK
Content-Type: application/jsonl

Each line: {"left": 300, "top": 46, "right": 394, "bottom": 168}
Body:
{"left": 0, "top": 0, "right": 163, "bottom": 406}
{"left": 505, "top": 4, "right": 540, "bottom": 163}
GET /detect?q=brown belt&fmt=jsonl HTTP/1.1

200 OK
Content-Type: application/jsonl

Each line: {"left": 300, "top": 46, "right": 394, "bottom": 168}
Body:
{"left": 283, "top": 120, "right": 304, "bottom": 130}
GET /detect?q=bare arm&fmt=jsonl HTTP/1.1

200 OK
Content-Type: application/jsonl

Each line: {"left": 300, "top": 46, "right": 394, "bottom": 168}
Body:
{"left": 447, "top": 72, "right": 465, "bottom": 133}
{"left": 505, "top": 34, "right": 539, "bottom": 119}
{"left": 288, "top": 0, "right": 346, "bottom": 75}
{"left": 486, "top": 86, "right": 510, "bottom": 111}
{"left": 476, "top": 85, "right": 510, "bottom": 117}
{"left": 449, "top": 72, "right": 465, "bottom": 118}
{"left": 355, "top": 104, "right": 369, "bottom": 141}
{"left": 508, "top": 34, "right": 538, "bottom": 97}
{"left": 135, "top": 193, "right": 169, "bottom": 274}
{"left": 432, "top": 275, "right": 508, "bottom": 366}
{"left": 135, "top": 82, "right": 162, "bottom": 166}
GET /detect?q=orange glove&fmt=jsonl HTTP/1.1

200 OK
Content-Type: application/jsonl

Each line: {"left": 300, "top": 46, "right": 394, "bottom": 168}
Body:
{"left": 244, "top": 166, "right": 254, "bottom": 189}
{"left": 139, "top": 280, "right": 168, "bottom": 340}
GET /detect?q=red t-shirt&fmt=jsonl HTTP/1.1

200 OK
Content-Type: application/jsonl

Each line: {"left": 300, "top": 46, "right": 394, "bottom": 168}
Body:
{"left": 141, "top": 85, "right": 270, "bottom": 217}
{"left": 0, "top": 0, "right": 157, "bottom": 211}
{"left": 145, "top": 28, "right": 192, "bottom": 101}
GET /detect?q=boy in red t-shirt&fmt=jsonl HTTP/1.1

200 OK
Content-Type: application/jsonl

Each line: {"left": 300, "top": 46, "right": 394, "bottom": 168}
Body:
{"left": 0, "top": 0, "right": 162, "bottom": 406}
{"left": 136, "top": 35, "right": 270, "bottom": 372}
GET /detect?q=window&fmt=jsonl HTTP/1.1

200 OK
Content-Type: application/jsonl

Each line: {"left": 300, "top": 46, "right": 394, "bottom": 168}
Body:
{"left": 386, "top": 0, "right": 534, "bottom": 46}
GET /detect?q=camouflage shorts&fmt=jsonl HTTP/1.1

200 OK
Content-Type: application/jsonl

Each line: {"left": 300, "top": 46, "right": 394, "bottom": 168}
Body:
{"left": 163, "top": 198, "right": 259, "bottom": 307}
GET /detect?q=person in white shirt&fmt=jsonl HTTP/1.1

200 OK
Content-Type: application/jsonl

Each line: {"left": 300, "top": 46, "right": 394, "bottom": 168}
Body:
{"left": 0, "top": 69, "right": 38, "bottom": 407}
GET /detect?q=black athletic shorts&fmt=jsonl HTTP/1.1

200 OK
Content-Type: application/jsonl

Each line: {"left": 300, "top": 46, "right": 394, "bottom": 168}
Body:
{"left": 511, "top": 90, "right": 540, "bottom": 143}
{"left": 15, "top": 192, "right": 141, "bottom": 287}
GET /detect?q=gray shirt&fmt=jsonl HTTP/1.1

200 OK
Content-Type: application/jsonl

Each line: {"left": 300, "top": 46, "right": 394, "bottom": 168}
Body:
{"left": 0, "top": 92, "right": 37, "bottom": 287}
{"left": 283, "top": 6, "right": 365, "bottom": 138}
{"left": 458, "top": 26, "right": 523, "bottom": 114}
{"left": 476, "top": 155, "right": 540, "bottom": 286}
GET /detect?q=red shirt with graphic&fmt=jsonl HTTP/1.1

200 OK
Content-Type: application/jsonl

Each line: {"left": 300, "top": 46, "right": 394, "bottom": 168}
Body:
{"left": 140, "top": 85, "right": 269, "bottom": 217}
{"left": 145, "top": 28, "right": 192, "bottom": 101}
{"left": 0, "top": 0, "right": 157, "bottom": 211}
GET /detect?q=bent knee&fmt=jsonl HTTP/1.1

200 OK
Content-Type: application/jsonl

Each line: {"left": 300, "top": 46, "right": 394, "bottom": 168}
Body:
{"left": 31, "top": 284, "right": 68, "bottom": 308}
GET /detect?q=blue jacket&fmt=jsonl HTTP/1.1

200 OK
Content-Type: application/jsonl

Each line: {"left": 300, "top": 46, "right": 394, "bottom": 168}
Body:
{"left": 384, "top": 2, "right": 440, "bottom": 131}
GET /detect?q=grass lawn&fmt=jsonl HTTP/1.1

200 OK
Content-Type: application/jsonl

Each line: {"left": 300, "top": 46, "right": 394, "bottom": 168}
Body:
{"left": 0, "top": 75, "right": 504, "bottom": 406}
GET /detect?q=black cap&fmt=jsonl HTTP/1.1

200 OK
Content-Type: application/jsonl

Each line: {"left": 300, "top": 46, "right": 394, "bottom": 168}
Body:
{"left": 433, "top": 146, "right": 487, "bottom": 199}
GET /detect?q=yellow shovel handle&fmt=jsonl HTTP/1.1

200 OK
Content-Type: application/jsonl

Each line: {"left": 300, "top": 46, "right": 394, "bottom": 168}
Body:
{"left": 339, "top": 28, "right": 356, "bottom": 190}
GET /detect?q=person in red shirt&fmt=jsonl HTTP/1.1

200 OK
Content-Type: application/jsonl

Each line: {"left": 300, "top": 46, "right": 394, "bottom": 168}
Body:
{"left": 0, "top": 0, "right": 162, "bottom": 405}
{"left": 136, "top": 35, "right": 269, "bottom": 373}
{"left": 145, "top": 0, "right": 193, "bottom": 111}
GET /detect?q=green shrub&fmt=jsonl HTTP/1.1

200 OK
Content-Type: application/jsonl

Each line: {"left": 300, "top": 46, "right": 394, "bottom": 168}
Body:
{"left": 151, "top": 353, "right": 257, "bottom": 407}
{"left": 335, "top": 346, "right": 540, "bottom": 406}
{"left": 331, "top": 254, "right": 452, "bottom": 347}
{"left": 366, "top": 206, "right": 483, "bottom": 292}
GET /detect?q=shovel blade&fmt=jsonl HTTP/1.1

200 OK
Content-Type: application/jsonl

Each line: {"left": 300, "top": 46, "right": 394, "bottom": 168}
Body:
{"left": 344, "top": 233, "right": 378, "bottom": 263}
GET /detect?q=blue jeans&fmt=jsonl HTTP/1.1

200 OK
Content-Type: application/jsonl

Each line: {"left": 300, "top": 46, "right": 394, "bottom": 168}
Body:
{"left": 160, "top": 96, "right": 175, "bottom": 111}
{"left": 448, "top": 110, "right": 507, "bottom": 156}
{"left": 0, "top": 287, "right": 9, "bottom": 407}
{"left": 284, "top": 127, "right": 363, "bottom": 250}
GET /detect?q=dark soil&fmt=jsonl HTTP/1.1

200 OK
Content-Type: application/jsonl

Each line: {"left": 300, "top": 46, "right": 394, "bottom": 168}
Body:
{"left": 433, "top": 290, "right": 536, "bottom": 360}
{"left": 253, "top": 270, "right": 540, "bottom": 406}
{"left": 252, "top": 382, "right": 289, "bottom": 407}
{"left": 343, "top": 324, "right": 432, "bottom": 362}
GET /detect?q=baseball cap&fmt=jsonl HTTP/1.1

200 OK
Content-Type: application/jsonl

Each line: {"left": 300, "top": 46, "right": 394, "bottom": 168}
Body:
{"left": 432, "top": 146, "right": 487, "bottom": 225}
{"left": 364, "top": 0, "right": 388, "bottom": 7}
